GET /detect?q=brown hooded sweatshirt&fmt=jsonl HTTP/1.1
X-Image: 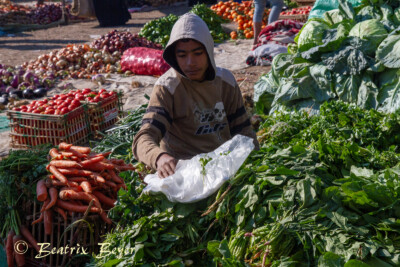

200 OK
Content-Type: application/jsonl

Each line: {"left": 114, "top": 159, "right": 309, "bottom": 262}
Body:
{"left": 132, "top": 13, "right": 259, "bottom": 170}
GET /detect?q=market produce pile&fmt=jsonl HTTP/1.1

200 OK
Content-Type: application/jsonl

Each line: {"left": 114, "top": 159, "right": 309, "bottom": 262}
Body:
{"left": 254, "top": 0, "right": 400, "bottom": 115}
{"left": 0, "top": 3, "right": 86, "bottom": 25}
{"left": 89, "top": 99, "right": 400, "bottom": 266}
{"left": 139, "top": 4, "right": 229, "bottom": 47}
{"left": 22, "top": 30, "right": 162, "bottom": 81}
{"left": 210, "top": 1, "right": 311, "bottom": 40}
{"left": 0, "top": 143, "right": 134, "bottom": 266}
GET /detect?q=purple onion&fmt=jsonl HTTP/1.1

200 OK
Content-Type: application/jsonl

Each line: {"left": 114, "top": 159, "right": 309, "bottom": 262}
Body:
{"left": 17, "top": 82, "right": 31, "bottom": 91}
{"left": 23, "top": 72, "right": 34, "bottom": 83}
{"left": 33, "top": 77, "right": 40, "bottom": 86}
{"left": 42, "top": 77, "right": 55, "bottom": 89}
{"left": 11, "top": 75, "right": 20, "bottom": 88}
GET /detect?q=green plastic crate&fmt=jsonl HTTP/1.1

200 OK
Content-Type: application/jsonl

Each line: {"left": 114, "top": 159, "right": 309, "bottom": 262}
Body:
{"left": 0, "top": 115, "right": 9, "bottom": 133}
{"left": 0, "top": 244, "right": 7, "bottom": 267}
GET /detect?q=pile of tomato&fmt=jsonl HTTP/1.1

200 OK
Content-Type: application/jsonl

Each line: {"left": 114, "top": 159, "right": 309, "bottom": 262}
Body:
{"left": 280, "top": 6, "right": 312, "bottom": 16}
{"left": 12, "top": 89, "right": 117, "bottom": 114}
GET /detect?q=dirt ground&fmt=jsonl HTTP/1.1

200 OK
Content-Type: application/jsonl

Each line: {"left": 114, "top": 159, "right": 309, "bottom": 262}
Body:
{"left": 0, "top": 3, "right": 270, "bottom": 156}
{"left": 0, "top": 3, "right": 269, "bottom": 95}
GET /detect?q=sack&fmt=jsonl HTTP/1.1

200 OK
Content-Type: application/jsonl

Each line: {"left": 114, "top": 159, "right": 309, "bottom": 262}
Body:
{"left": 308, "top": 0, "right": 362, "bottom": 19}
{"left": 71, "top": 0, "right": 96, "bottom": 18}
{"left": 121, "top": 47, "right": 170, "bottom": 76}
{"left": 143, "top": 135, "right": 255, "bottom": 203}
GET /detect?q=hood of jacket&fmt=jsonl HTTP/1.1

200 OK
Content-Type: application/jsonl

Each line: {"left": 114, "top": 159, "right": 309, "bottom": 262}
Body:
{"left": 162, "top": 12, "right": 216, "bottom": 80}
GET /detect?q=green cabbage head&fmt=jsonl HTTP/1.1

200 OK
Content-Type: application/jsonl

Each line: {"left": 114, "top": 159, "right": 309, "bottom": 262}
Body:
{"left": 296, "top": 20, "right": 330, "bottom": 52}
{"left": 348, "top": 19, "right": 388, "bottom": 51}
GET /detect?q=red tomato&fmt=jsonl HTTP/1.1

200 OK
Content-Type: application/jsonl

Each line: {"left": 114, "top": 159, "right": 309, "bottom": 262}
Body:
{"left": 54, "top": 109, "right": 61, "bottom": 115}
{"left": 71, "top": 99, "right": 81, "bottom": 106}
{"left": 44, "top": 109, "right": 55, "bottom": 115}
{"left": 99, "top": 88, "right": 107, "bottom": 94}
{"left": 32, "top": 109, "right": 41, "bottom": 113}
{"left": 82, "top": 88, "right": 92, "bottom": 94}
{"left": 60, "top": 107, "right": 69, "bottom": 114}
{"left": 100, "top": 93, "right": 109, "bottom": 99}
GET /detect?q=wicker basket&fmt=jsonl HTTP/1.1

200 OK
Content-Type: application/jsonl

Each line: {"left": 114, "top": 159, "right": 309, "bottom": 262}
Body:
{"left": 23, "top": 200, "right": 112, "bottom": 267}
{"left": 85, "top": 92, "right": 125, "bottom": 138}
{"left": 7, "top": 105, "right": 91, "bottom": 148}
{"left": 294, "top": 0, "right": 315, "bottom": 6}
{"left": 279, "top": 14, "right": 308, "bottom": 22}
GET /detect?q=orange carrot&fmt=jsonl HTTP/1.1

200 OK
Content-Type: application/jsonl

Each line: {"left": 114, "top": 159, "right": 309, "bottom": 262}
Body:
{"left": 71, "top": 156, "right": 79, "bottom": 161}
{"left": 56, "top": 199, "right": 101, "bottom": 213}
{"left": 100, "top": 211, "right": 112, "bottom": 224}
{"left": 69, "top": 148, "right": 86, "bottom": 159}
{"left": 108, "top": 170, "right": 124, "bottom": 184}
{"left": 50, "top": 160, "right": 82, "bottom": 169}
{"left": 13, "top": 235, "right": 26, "bottom": 266}
{"left": 116, "top": 164, "right": 136, "bottom": 171}
{"left": 86, "top": 161, "right": 115, "bottom": 172}
{"left": 48, "top": 165, "right": 68, "bottom": 185}
{"left": 59, "top": 190, "right": 102, "bottom": 210}
{"left": 68, "top": 177, "right": 88, "bottom": 183}
{"left": 92, "top": 191, "right": 116, "bottom": 208}
{"left": 31, "top": 212, "right": 44, "bottom": 225}
{"left": 60, "top": 151, "right": 74, "bottom": 157}
{"left": 59, "top": 142, "right": 72, "bottom": 151}
{"left": 36, "top": 179, "right": 48, "bottom": 202}
{"left": 80, "top": 155, "right": 105, "bottom": 167}
{"left": 105, "top": 180, "right": 118, "bottom": 190}
{"left": 80, "top": 181, "right": 92, "bottom": 193}
{"left": 20, "top": 225, "right": 40, "bottom": 253}
{"left": 91, "top": 173, "right": 106, "bottom": 183}
{"left": 49, "top": 148, "right": 63, "bottom": 160}
{"left": 53, "top": 207, "right": 67, "bottom": 221}
{"left": 40, "top": 198, "right": 50, "bottom": 213}
{"left": 70, "top": 145, "right": 91, "bottom": 154}
{"left": 109, "top": 159, "right": 125, "bottom": 165}
{"left": 45, "top": 187, "right": 58, "bottom": 211}
{"left": 58, "top": 168, "right": 92, "bottom": 177}
{"left": 45, "top": 178, "right": 79, "bottom": 188}
{"left": 44, "top": 209, "right": 53, "bottom": 235}
{"left": 6, "top": 229, "right": 15, "bottom": 267}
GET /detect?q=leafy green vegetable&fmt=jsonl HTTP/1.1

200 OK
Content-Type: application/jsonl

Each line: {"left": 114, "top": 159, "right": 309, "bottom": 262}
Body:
{"left": 376, "top": 34, "right": 400, "bottom": 68}
{"left": 296, "top": 19, "right": 331, "bottom": 52}
{"left": 91, "top": 100, "right": 400, "bottom": 266}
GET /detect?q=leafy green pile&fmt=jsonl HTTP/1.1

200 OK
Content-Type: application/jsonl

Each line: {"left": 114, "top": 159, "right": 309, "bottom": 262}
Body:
{"left": 91, "top": 100, "right": 400, "bottom": 266}
{"left": 254, "top": 0, "right": 400, "bottom": 115}
{"left": 0, "top": 146, "right": 50, "bottom": 238}
{"left": 138, "top": 4, "right": 229, "bottom": 47}
{"left": 92, "top": 103, "right": 147, "bottom": 163}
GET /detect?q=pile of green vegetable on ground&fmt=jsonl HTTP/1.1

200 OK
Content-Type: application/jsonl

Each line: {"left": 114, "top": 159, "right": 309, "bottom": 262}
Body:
{"left": 254, "top": 0, "right": 400, "bottom": 115}
{"left": 139, "top": 4, "right": 229, "bottom": 47}
{"left": 88, "top": 100, "right": 400, "bottom": 267}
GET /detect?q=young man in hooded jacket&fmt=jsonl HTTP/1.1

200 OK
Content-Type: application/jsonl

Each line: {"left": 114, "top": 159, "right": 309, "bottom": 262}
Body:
{"left": 133, "top": 13, "right": 260, "bottom": 178}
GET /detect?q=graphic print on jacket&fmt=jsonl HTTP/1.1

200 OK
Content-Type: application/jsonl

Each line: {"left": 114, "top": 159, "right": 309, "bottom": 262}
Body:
{"left": 194, "top": 102, "right": 227, "bottom": 141}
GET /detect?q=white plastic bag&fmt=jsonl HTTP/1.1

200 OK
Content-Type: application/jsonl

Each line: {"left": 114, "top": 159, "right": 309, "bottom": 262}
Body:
{"left": 143, "top": 135, "right": 255, "bottom": 203}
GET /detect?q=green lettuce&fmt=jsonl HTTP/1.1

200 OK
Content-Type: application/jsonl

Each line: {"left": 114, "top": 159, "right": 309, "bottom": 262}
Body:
{"left": 348, "top": 19, "right": 388, "bottom": 54}
{"left": 376, "top": 34, "right": 400, "bottom": 68}
{"left": 296, "top": 20, "right": 331, "bottom": 52}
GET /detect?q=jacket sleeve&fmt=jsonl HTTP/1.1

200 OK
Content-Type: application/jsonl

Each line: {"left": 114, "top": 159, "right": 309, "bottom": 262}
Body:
{"left": 132, "top": 85, "right": 174, "bottom": 170}
{"left": 226, "top": 84, "right": 260, "bottom": 150}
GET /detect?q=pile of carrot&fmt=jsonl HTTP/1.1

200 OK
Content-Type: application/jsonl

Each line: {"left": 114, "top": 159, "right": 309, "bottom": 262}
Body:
{"left": 34, "top": 142, "right": 133, "bottom": 235}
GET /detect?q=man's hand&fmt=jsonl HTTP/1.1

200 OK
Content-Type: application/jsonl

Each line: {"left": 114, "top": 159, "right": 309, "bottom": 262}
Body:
{"left": 156, "top": 153, "right": 178, "bottom": 178}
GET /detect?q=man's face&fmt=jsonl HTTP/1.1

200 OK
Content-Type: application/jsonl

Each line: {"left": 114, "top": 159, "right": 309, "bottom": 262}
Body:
{"left": 175, "top": 39, "right": 209, "bottom": 81}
